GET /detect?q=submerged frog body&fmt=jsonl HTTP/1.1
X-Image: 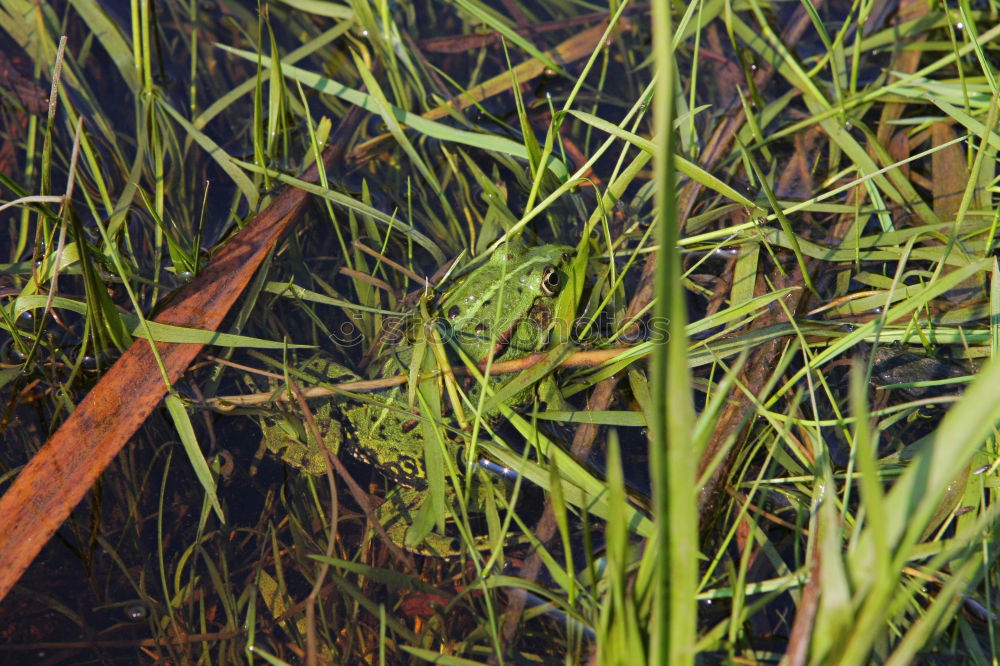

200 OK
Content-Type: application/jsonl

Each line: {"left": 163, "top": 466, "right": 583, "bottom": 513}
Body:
{"left": 256, "top": 242, "right": 573, "bottom": 553}
{"left": 870, "top": 346, "right": 969, "bottom": 401}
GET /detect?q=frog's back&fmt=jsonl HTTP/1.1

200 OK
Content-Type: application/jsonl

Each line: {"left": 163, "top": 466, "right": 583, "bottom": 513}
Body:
{"left": 343, "top": 399, "right": 428, "bottom": 488}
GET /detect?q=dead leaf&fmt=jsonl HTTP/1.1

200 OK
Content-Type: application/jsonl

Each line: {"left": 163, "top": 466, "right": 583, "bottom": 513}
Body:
{"left": 931, "top": 122, "right": 967, "bottom": 220}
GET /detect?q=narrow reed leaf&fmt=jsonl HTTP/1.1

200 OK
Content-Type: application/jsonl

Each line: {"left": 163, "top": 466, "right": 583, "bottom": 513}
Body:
{"left": 165, "top": 394, "right": 224, "bottom": 522}
{"left": 652, "top": 3, "right": 697, "bottom": 662}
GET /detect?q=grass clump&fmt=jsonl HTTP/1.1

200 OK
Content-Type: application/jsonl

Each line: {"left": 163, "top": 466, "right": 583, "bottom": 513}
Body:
{"left": 0, "top": 1, "right": 999, "bottom": 664}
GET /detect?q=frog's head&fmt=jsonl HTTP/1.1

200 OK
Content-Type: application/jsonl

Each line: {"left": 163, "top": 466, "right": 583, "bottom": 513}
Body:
{"left": 489, "top": 243, "right": 571, "bottom": 297}
{"left": 440, "top": 243, "right": 573, "bottom": 362}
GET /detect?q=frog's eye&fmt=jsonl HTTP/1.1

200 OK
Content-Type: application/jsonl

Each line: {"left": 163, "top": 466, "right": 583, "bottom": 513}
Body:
{"left": 541, "top": 266, "right": 561, "bottom": 296}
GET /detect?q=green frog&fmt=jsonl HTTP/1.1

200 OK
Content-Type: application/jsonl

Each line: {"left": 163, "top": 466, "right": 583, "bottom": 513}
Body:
{"left": 255, "top": 242, "right": 573, "bottom": 555}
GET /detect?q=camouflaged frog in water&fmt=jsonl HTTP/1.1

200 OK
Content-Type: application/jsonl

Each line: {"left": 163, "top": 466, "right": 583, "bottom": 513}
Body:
{"left": 255, "top": 242, "right": 573, "bottom": 554}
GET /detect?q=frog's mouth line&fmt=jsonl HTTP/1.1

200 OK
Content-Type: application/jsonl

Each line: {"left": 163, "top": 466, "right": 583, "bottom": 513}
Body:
{"left": 463, "top": 307, "right": 554, "bottom": 363}
{"left": 486, "top": 320, "right": 520, "bottom": 361}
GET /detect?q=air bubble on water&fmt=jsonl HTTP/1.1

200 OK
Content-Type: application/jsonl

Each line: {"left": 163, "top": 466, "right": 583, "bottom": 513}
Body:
{"left": 125, "top": 603, "right": 148, "bottom": 622}
{"left": 3, "top": 341, "right": 26, "bottom": 363}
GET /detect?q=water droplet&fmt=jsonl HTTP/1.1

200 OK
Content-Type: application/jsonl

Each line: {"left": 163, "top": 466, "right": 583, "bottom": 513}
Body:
{"left": 361, "top": 29, "right": 369, "bottom": 37}
{"left": 956, "top": 21, "right": 964, "bottom": 31}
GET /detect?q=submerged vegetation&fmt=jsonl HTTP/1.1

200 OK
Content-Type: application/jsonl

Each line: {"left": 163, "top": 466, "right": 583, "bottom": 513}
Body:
{"left": 1, "top": 0, "right": 1000, "bottom": 663}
